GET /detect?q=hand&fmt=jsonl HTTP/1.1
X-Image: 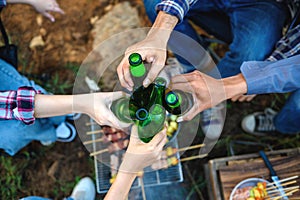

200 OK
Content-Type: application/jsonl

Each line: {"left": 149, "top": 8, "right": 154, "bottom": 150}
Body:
{"left": 117, "top": 31, "right": 167, "bottom": 91}
{"left": 171, "top": 71, "right": 226, "bottom": 121}
{"left": 29, "top": 0, "right": 65, "bottom": 22}
{"left": 231, "top": 94, "right": 256, "bottom": 102}
{"left": 86, "top": 92, "right": 132, "bottom": 130}
{"left": 119, "top": 125, "right": 167, "bottom": 173}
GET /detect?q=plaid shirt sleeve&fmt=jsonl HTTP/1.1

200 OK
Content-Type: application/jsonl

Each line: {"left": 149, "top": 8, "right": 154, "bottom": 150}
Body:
{"left": 156, "top": 0, "right": 198, "bottom": 23}
{"left": 0, "top": 87, "right": 40, "bottom": 125}
{"left": 267, "top": 24, "right": 300, "bottom": 61}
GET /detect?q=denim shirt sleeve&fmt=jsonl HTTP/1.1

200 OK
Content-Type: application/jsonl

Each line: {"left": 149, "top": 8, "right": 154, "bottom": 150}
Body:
{"left": 156, "top": 0, "right": 198, "bottom": 23}
{"left": 240, "top": 55, "right": 300, "bottom": 95}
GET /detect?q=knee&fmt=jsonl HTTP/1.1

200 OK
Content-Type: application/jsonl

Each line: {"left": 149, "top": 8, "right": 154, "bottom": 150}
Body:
{"left": 143, "top": 0, "right": 160, "bottom": 23}
{"left": 289, "top": 90, "right": 300, "bottom": 110}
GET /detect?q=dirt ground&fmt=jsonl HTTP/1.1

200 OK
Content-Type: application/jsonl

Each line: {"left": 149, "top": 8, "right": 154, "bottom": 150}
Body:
{"left": 1, "top": 0, "right": 299, "bottom": 199}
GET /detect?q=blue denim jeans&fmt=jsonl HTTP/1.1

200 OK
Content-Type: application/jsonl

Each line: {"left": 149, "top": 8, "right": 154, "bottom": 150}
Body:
{"left": 20, "top": 197, "right": 74, "bottom": 200}
{"left": 274, "top": 89, "right": 300, "bottom": 134}
{"left": 0, "top": 59, "right": 65, "bottom": 156}
{"left": 143, "top": 0, "right": 288, "bottom": 77}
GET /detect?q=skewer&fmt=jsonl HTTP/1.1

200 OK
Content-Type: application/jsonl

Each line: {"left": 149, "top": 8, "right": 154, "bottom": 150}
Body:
{"left": 272, "top": 188, "right": 299, "bottom": 200}
{"left": 267, "top": 185, "right": 299, "bottom": 194}
{"left": 89, "top": 140, "right": 129, "bottom": 157}
{"left": 180, "top": 154, "right": 208, "bottom": 162}
{"left": 86, "top": 122, "right": 97, "bottom": 126}
{"left": 83, "top": 138, "right": 104, "bottom": 145}
{"left": 90, "top": 148, "right": 108, "bottom": 156}
{"left": 86, "top": 130, "right": 103, "bottom": 135}
{"left": 267, "top": 180, "right": 298, "bottom": 191}
{"left": 84, "top": 132, "right": 129, "bottom": 145}
{"left": 267, "top": 175, "right": 299, "bottom": 187}
{"left": 178, "top": 143, "right": 205, "bottom": 152}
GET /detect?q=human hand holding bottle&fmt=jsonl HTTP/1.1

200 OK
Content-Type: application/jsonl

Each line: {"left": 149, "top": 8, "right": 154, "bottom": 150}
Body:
{"left": 104, "top": 125, "right": 167, "bottom": 200}
{"left": 117, "top": 12, "right": 178, "bottom": 91}
{"left": 119, "top": 125, "right": 167, "bottom": 173}
{"left": 171, "top": 71, "right": 248, "bottom": 122}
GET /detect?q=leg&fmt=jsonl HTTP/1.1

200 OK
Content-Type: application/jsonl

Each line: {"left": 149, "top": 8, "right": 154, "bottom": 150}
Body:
{"left": 217, "top": 0, "right": 288, "bottom": 77}
{"left": 274, "top": 90, "right": 300, "bottom": 134}
{"left": 0, "top": 59, "right": 47, "bottom": 92}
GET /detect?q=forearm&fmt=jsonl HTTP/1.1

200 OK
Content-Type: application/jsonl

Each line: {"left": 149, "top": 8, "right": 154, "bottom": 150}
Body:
{"left": 34, "top": 94, "right": 91, "bottom": 118}
{"left": 222, "top": 73, "right": 248, "bottom": 100}
{"left": 147, "top": 11, "right": 178, "bottom": 43}
{"left": 104, "top": 171, "right": 137, "bottom": 200}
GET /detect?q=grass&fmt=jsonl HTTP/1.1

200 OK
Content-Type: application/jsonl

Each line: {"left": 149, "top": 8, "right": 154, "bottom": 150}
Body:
{"left": 0, "top": 154, "right": 30, "bottom": 199}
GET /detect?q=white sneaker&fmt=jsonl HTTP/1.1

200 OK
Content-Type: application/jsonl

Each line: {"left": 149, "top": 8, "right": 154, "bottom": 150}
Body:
{"left": 56, "top": 121, "right": 77, "bottom": 142}
{"left": 70, "top": 177, "right": 96, "bottom": 200}
{"left": 41, "top": 121, "right": 77, "bottom": 145}
{"left": 241, "top": 108, "right": 277, "bottom": 136}
{"left": 200, "top": 102, "right": 226, "bottom": 139}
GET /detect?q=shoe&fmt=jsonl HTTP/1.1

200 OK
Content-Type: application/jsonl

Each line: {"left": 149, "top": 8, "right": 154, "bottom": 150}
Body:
{"left": 70, "top": 177, "right": 96, "bottom": 200}
{"left": 66, "top": 113, "right": 82, "bottom": 121}
{"left": 56, "top": 121, "right": 77, "bottom": 142}
{"left": 241, "top": 108, "right": 277, "bottom": 136}
{"left": 200, "top": 103, "right": 226, "bottom": 139}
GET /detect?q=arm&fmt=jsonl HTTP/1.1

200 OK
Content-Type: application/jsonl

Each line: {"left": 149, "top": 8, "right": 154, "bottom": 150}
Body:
{"left": 6, "top": 0, "right": 64, "bottom": 22}
{"left": 0, "top": 87, "right": 130, "bottom": 129}
{"left": 172, "top": 55, "right": 300, "bottom": 122}
{"left": 241, "top": 55, "right": 300, "bottom": 94}
{"left": 104, "top": 126, "right": 167, "bottom": 200}
{"left": 34, "top": 91, "right": 130, "bottom": 129}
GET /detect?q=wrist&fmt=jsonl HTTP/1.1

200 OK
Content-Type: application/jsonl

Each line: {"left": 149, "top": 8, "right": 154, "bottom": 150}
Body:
{"left": 72, "top": 94, "right": 91, "bottom": 115}
{"left": 147, "top": 11, "right": 178, "bottom": 44}
{"left": 223, "top": 74, "right": 248, "bottom": 99}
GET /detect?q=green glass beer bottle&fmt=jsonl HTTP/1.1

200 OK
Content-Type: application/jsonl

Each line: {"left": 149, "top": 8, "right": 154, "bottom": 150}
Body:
{"left": 136, "top": 77, "right": 167, "bottom": 143}
{"left": 129, "top": 53, "right": 146, "bottom": 89}
{"left": 164, "top": 90, "right": 193, "bottom": 116}
{"left": 110, "top": 97, "right": 132, "bottom": 123}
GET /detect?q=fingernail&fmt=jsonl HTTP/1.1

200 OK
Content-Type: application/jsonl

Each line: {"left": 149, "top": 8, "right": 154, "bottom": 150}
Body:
{"left": 143, "top": 79, "right": 150, "bottom": 87}
{"left": 176, "top": 117, "right": 183, "bottom": 123}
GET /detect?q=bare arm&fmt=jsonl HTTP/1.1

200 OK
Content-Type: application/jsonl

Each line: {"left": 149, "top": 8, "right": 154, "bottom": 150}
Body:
{"left": 34, "top": 92, "right": 130, "bottom": 129}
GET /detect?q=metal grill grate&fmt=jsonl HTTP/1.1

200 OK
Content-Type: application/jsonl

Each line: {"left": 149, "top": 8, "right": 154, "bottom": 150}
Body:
{"left": 88, "top": 118, "right": 184, "bottom": 194}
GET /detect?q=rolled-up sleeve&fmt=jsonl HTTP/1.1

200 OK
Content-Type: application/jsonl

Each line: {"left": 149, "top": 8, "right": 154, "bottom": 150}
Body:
{"left": 0, "top": 87, "right": 40, "bottom": 125}
{"left": 241, "top": 55, "right": 300, "bottom": 95}
{"left": 156, "top": 0, "right": 197, "bottom": 23}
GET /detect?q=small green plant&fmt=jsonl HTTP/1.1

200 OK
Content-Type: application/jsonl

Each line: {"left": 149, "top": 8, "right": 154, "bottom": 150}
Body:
{"left": 0, "top": 155, "right": 29, "bottom": 199}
